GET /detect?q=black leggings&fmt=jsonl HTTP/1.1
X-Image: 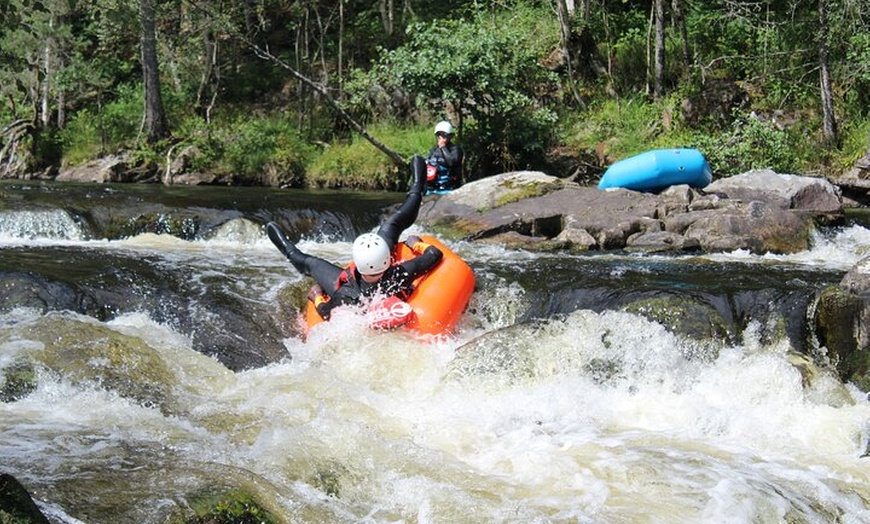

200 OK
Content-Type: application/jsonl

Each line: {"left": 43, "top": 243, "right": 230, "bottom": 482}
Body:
{"left": 378, "top": 154, "right": 425, "bottom": 248}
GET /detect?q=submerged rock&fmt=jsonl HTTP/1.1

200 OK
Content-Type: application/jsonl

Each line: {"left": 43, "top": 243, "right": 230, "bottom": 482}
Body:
{"left": 0, "top": 359, "right": 37, "bottom": 402}
{"left": 4, "top": 314, "right": 179, "bottom": 414}
{"left": 163, "top": 486, "right": 280, "bottom": 524}
{"left": 0, "top": 473, "right": 50, "bottom": 524}
{"left": 622, "top": 295, "right": 730, "bottom": 351}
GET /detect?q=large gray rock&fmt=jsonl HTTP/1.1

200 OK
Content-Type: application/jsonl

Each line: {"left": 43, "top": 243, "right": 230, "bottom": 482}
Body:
{"left": 705, "top": 169, "right": 843, "bottom": 218}
{"left": 419, "top": 170, "right": 838, "bottom": 255}
{"left": 676, "top": 201, "right": 810, "bottom": 254}
{"left": 56, "top": 153, "right": 155, "bottom": 183}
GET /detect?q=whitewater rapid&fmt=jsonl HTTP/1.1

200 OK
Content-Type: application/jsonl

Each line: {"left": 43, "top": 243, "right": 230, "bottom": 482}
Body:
{"left": 1, "top": 209, "right": 869, "bottom": 523}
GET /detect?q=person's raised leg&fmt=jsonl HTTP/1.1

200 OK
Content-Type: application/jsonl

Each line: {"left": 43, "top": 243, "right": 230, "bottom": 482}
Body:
{"left": 266, "top": 222, "right": 304, "bottom": 263}
{"left": 377, "top": 154, "right": 426, "bottom": 248}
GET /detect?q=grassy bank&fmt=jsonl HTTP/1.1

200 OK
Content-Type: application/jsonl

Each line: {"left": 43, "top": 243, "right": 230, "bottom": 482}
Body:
{"left": 57, "top": 89, "right": 869, "bottom": 190}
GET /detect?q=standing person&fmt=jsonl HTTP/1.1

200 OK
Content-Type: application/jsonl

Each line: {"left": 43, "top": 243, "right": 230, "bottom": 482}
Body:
{"left": 426, "top": 120, "right": 464, "bottom": 193}
{"left": 266, "top": 154, "right": 442, "bottom": 322}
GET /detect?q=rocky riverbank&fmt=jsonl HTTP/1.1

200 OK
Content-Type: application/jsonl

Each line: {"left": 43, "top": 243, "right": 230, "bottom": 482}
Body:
{"left": 419, "top": 168, "right": 844, "bottom": 254}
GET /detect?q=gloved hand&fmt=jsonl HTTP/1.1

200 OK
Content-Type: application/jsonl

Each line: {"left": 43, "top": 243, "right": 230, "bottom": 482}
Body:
{"left": 307, "top": 284, "right": 325, "bottom": 303}
{"left": 404, "top": 235, "right": 421, "bottom": 248}
{"left": 307, "top": 284, "right": 331, "bottom": 319}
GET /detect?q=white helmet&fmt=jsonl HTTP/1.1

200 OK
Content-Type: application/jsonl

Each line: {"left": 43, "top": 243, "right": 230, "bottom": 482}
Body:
{"left": 434, "top": 120, "right": 454, "bottom": 136}
{"left": 352, "top": 233, "right": 391, "bottom": 275}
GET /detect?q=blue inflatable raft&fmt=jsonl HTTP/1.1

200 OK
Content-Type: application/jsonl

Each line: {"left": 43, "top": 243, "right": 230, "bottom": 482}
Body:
{"left": 598, "top": 148, "right": 712, "bottom": 192}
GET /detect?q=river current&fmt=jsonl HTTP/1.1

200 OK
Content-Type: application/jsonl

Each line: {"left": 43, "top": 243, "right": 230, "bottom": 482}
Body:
{"left": 0, "top": 181, "right": 868, "bottom": 523}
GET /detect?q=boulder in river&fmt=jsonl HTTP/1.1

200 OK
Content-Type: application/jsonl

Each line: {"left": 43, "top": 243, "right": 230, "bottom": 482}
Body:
{"left": 813, "top": 256, "right": 870, "bottom": 391}
{"left": 419, "top": 169, "right": 842, "bottom": 255}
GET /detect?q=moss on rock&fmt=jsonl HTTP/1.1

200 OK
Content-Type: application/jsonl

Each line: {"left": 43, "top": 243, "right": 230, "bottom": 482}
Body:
{"left": 0, "top": 360, "right": 37, "bottom": 403}
{"left": 622, "top": 295, "right": 730, "bottom": 353}
{"left": 165, "top": 487, "right": 279, "bottom": 524}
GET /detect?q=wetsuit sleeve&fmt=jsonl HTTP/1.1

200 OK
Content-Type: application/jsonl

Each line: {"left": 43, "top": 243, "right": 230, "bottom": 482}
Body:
{"left": 441, "top": 144, "right": 463, "bottom": 169}
{"left": 315, "top": 284, "right": 359, "bottom": 319}
{"left": 445, "top": 144, "right": 463, "bottom": 183}
{"left": 399, "top": 244, "right": 442, "bottom": 281}
{"left": 376, "top": 154, "right": 426, "bottom": 248}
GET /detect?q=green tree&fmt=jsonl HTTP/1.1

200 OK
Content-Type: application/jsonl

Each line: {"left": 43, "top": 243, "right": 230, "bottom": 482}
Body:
{"left": 361, "top": 8, "right": 560, "bottom": 177}
{"left": 0, "top": 0, "right": 83, "bottom": 169}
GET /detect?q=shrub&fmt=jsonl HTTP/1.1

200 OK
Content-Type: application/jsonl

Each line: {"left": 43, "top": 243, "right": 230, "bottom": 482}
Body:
{"left": 689, "top": 113, "right": 800, "bottom": 176}
{"left": 204, "top": 115, "right": 314, "bottom": 186}
{"left": 357, "top": 6, "right": 561, "bottom": 178}
{"left": 307, "top": 124, "right": 433, "bottom": 190}
{"left": 60, "top": 83, "right": 143, "bottom": 165}
{"left": 564, "top": 97, "right": 668, "bottom": 159}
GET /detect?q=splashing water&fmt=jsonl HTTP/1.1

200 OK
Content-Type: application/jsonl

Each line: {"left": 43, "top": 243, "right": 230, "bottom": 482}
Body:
{"left": 0, "top": 188, "right": 868, "bottom": 523}
{"left": 3, "top": 304, "right": 867, "bottom": 523}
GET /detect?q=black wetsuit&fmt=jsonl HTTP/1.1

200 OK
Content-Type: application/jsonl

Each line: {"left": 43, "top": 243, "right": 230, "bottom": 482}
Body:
{"left": 426, "top": 142, "right": 464, "bottom": 192}
{"left": 266, "top": 154, "right": 443, "bottom": 318}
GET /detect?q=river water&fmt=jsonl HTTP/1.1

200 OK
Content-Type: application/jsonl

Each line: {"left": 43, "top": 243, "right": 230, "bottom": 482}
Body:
{"left": 0, "top": 181, "right": 868, "bottom": 523}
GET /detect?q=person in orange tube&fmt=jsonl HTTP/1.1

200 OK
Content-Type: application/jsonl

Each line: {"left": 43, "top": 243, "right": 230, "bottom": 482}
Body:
{"left": 266, "top": 154, "right": 442, "bottom": 322}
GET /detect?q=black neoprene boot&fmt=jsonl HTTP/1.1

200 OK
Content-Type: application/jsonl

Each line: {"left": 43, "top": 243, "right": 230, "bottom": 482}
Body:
{"left": 410, "top": 154, "right": 426, "bottom": 195}
{"left": 266, "top": 222, "right": 304, "bottom": 263}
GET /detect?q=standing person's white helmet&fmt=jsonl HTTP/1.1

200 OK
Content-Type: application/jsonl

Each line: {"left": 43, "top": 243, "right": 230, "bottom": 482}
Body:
{"left": 352, "top": 233, "right": 391, "bottom": 275}
{"left": 434, "top": 121, "right": 454, "bottom": 136}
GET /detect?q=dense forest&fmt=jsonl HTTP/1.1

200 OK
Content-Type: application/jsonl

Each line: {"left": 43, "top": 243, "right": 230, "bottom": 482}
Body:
{"left": 1, "top": 0, "right": 868, "bottom": 190}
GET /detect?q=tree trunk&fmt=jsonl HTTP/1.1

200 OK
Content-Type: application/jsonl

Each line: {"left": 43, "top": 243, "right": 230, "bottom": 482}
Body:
{"left": 818, "top": 0, "right": 838, "bottom": 146}
{"left": 40, "top": 17, "right": 52, "bottom": 129}
{"left": 654, "top": 0, "right": 665, "bottom": 100}
{"left": 379, "top": 0, "right": 394, "bottom": 36}
{"left": 195, "top": 27, "right": 217, "bottom": 122}
{"left": 671, "top": 0, "right": 690, "bottom": 71}
{"left": 338, "top": 0, "right": 344, "bottom": 96}
{"left": 556, "top": 0, "right": 582, "bottom": 104}
{"left": 139, "top": 0, "right": 169, "bottom": 143}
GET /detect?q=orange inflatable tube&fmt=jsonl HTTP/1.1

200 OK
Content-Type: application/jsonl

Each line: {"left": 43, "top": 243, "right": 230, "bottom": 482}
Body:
{"left": 305, "top": 236, "right": 475, "bottom": 336}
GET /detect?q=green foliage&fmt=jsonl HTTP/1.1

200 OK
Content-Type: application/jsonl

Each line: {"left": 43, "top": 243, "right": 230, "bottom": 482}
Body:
{"left": 686, "top": 7, "right": 758, "bottom": 79}
{"left": 359, "top": 6, "right": 560, "bottom": 177}
{"left": 60, "top": 83, "right": 143, "bottom": 164}
{"left": 2, "top": 0, "right": 869, "bottom": 187}
{"left": 307, "top": 124, "right": 432, "bottom": 190}
{"left": 165, "top": 487, "right": 278, "bottom": 524}
{"left": 561, "top": 94, "right": 822, "bottom": 178}
{"left": 605, "top": 13, "right": 649, "bottom": 93}
{"left": 564, "top": 97, "right": 669, "bottom": 158}
{"left": 216, "top": 116, "right": 313, "bottom": 184}
{"left": 844, "top": 31, "right": 870, "bottom": 112}
{"left": 173, "top": 112, "right": 315, "bottom": 186}
{"left": 689, "top": 113, "right": 802, "bottom": 176}
{"left": 836, "top": 118, "right": 870, "bottom": 174}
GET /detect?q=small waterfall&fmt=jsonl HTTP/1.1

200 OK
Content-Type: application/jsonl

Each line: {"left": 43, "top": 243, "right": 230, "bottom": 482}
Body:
{"left": 0, "top": 210, "right": 88, "bottom": 241}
